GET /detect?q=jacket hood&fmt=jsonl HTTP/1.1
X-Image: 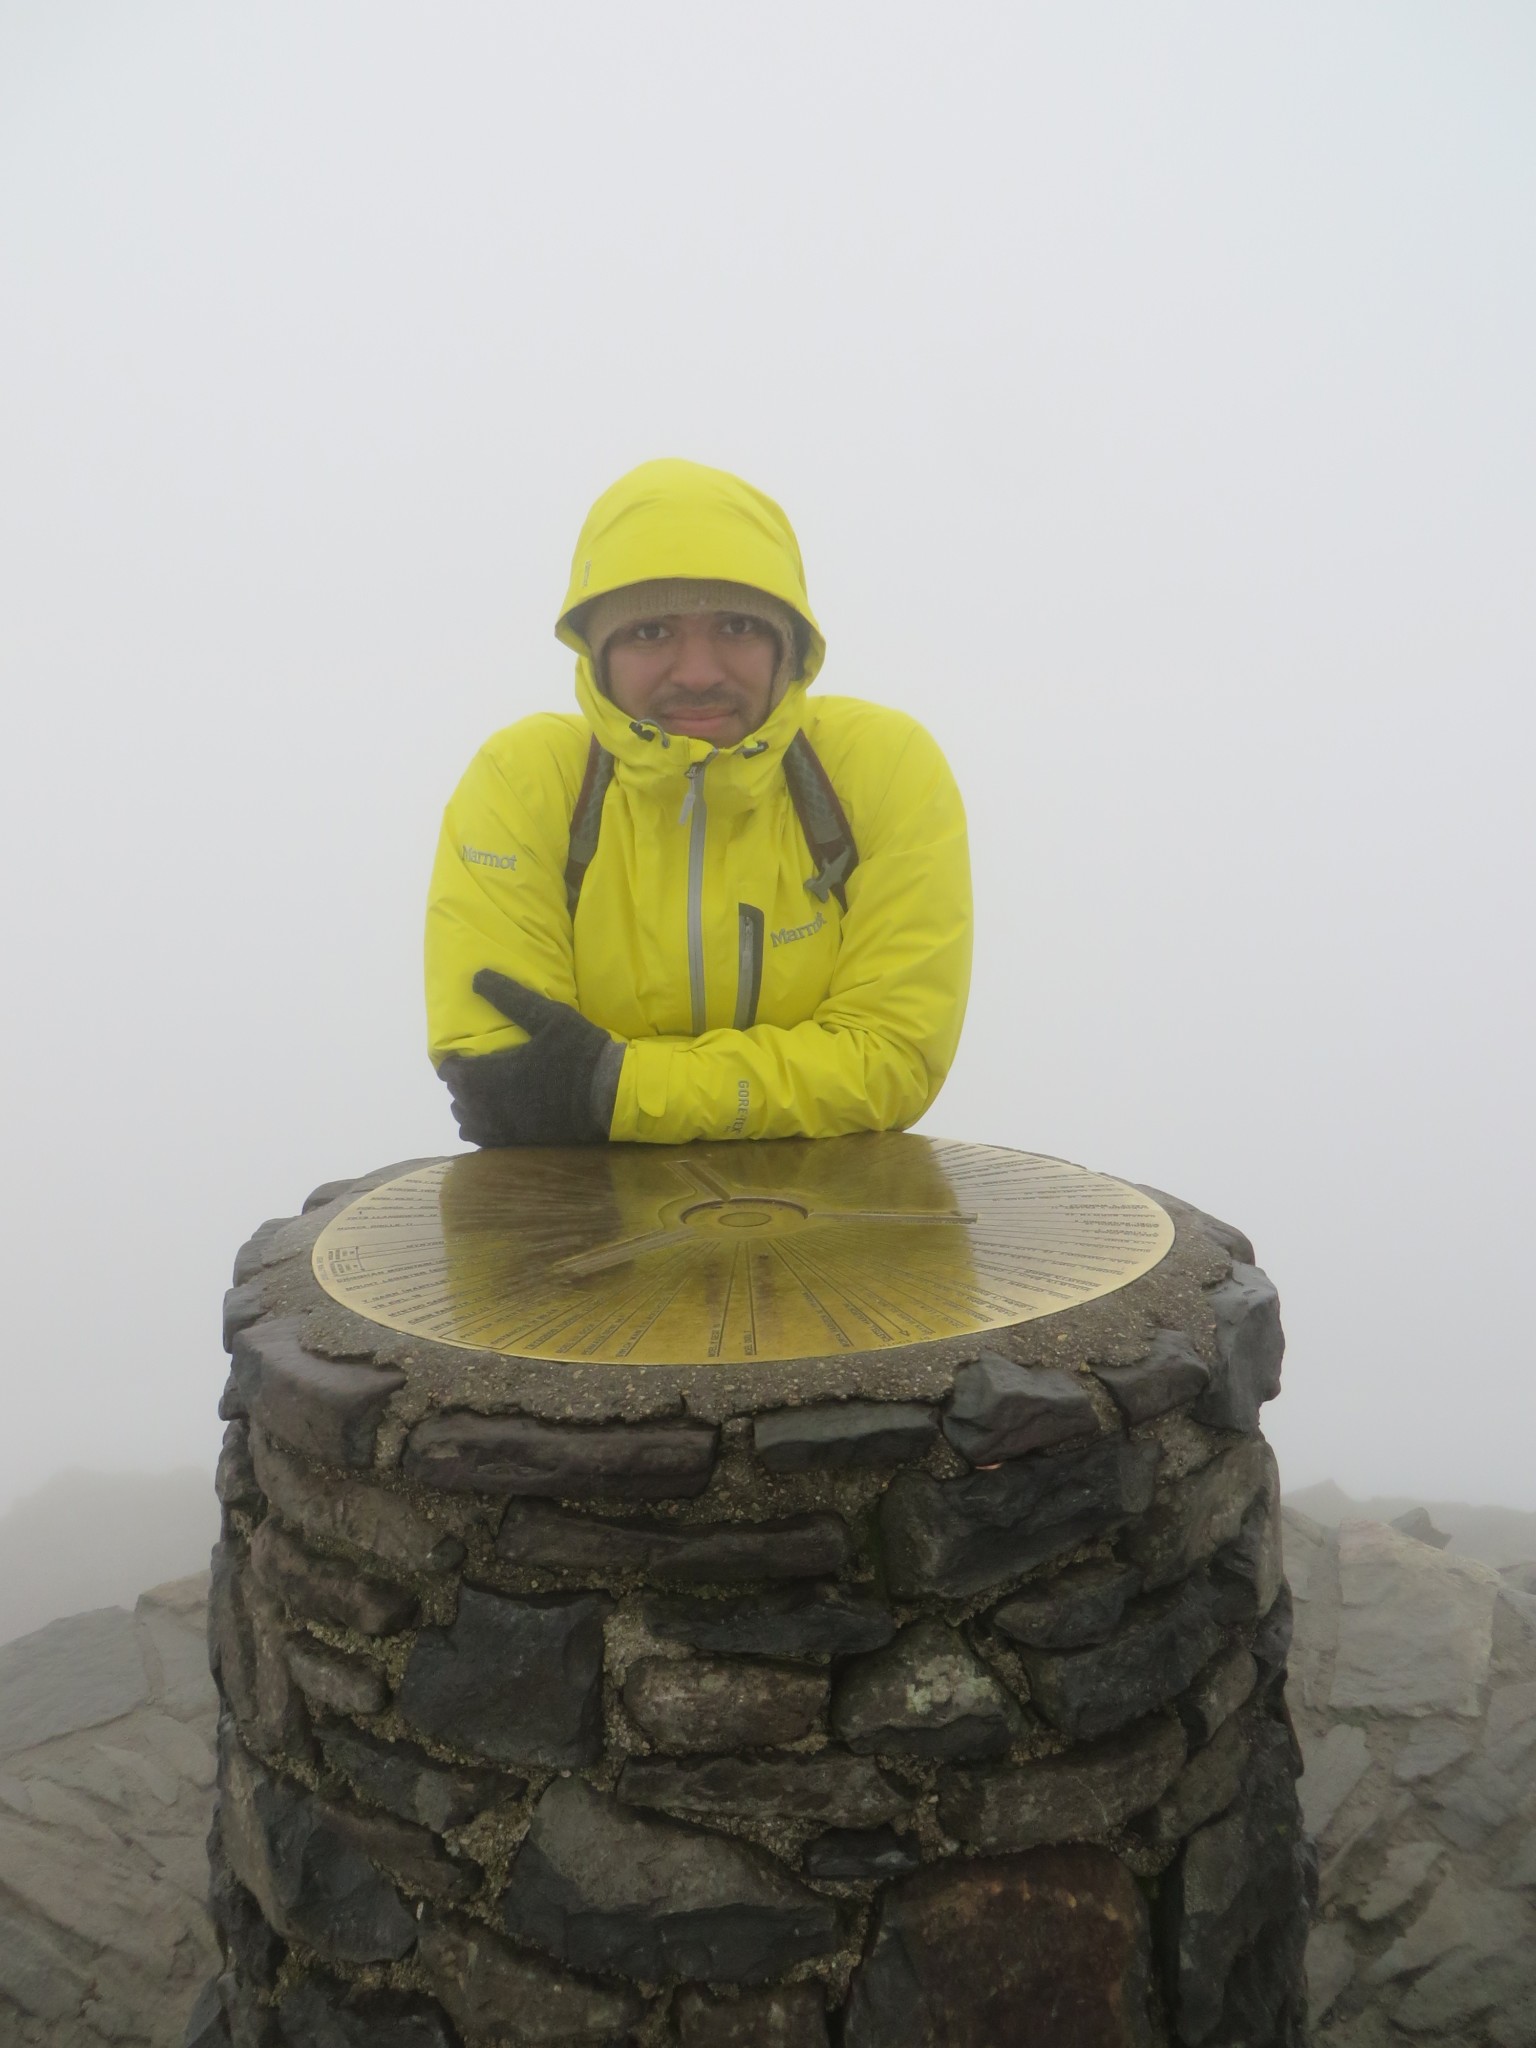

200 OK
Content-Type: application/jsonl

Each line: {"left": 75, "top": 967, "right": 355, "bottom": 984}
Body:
{"left": 556, "top": 458, "right": 825, "bottom": 684}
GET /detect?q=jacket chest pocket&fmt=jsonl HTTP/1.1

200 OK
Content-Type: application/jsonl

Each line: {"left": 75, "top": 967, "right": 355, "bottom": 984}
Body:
{"left": 734, "top": 906, "right": 765, "bottom": 1030}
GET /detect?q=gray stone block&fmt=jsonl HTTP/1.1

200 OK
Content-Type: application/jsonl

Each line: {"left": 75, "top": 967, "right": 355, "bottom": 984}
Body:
{"left": 832, "top": 1619, "right": 1022, "bottom": 1760}
{"left": 1391, "top": 1718, "right": 1475, "bottom": 1783}
{"left": 802, "top": 1824, "right": 922, "bottom": 1880}
{"left": 222, "top": 1280, "right": 268, "bottom": 1357}
{"left": 1211, "top": 1485, "right": 1284, "bottom": 1624}
{"left": 231, "top": 1218, "right": 293, "bottom": 1288}
{"left": 404, "top": 1408, "right": 717, "bottom": 1500}
{"left": 230, "top": 1318, "right": 404, "bottom": 1469}
{"left": 1162, "top": 1719, "right": 1313, "bottom": 2048}
{"left": 1329, "top": 1518, "right": 1498, "bottom": 1718}
{"left": 642, "top": 1584, "right": 896, "bottom": 1660}
{"left": 500, "top": 1778, "right": 841, "bottom": 1984}
{"left": 1193, "top": 1264, "right": 1284, "bottom": 1432}
{"left": 208, "top": 1546, "right": 308, "bottom": 1752}
{"left": 397, "top": 1586, "right": 608, "bottom": 1768}
{"left": 676, "top": 1983, "right": 830, "bottom": 2047}
{"left": 182, "top": 1976, "right": 229, "bottom": 2048}
{"left": 1356, "top": 1840, "right": 1442, "bottom": 1924}
{"left": 219, "top": 1735, "right": 417, "bottom": 1965}
{"left": 1122, "top": 1436, "right": 1274, "bottom": 1591}
{"left": 939, "top": 1714, "right": 1186, "bottom": 1851}
{"left": 1179, "top": 1644, "right": 1257, "bottom": 1747}
{"left": 312, "top": 1795, "right": 477, "bottom": 1903}
{"left": 1140, "top": 1712, "right": 1251, "bottom": 1844}
{"left": 1391, "top": 1505, "right": 1452, "bottom": 1548}
{"left": 1017, "top": 1577, "right": 1226, "bottom": 1742}
{"left": 991, "top": 1561, "right": 1143, "bottom": 1650}
{"left": 1093, "top": 1331, "right": 1211, "bottom": 1426}
{"left": 285, "top": 1638, "right": 389, "bottom": 1719}
{"left": 250, "top": 1518, "right": 417, "bottom": 1637}
{"left": 417, "top": 1910, "right": 645, "bottom": 2043}
{"left": 942, "top": 1355, "right": 1101, "bottom": 1465}
{"left": 276, "top": 1976, "right": 456, "bottom": 2046}
{"left": 318, "top": 1723, "right": 519, "bottom": 1833}
{"left": 880, "top": 1438, "right": 1160, "bottom": 1602}
{"left": 1298, "top": 1722, "right": 1370, "bottom": 1839}
{"left": 752, "top": 1400, "right": 939, "bottom": 1472}
{"left": 250, "top": 1430, "right": 471, "bottom": 1576}
{"left": 844, "top": 1845, "right": 1153, "bottom": 2048}
{"left": 216, "top": 1421, "right": 261, "bottom": 1511}
{"left": 496, "top": 1497, "right": 849, "bottom": 1583}
{"left": 1250, "top": 1583, "right": 1293, "bottom": 1682}
{"left": 0, "top": 1606, "right": 150, "bottom": 1759}
{"left": 623, "top": 1656, "right": 828, "bottom": 1753}
{"left": 619, "top": 1749, "right": 910, "bottom": 1828}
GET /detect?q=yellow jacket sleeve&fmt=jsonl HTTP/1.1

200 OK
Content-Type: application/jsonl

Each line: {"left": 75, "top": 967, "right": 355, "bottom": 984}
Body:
{"left": 424, "top": 718, "right": 585, "bottom": 1065}
{"left": 612, "top": 723, "right": 972, "bottom": 1142}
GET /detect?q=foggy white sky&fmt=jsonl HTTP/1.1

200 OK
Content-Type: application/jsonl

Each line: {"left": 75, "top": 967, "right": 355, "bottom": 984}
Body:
{"left": 1, "top": 2, "right": 1532, "bottom": 1519}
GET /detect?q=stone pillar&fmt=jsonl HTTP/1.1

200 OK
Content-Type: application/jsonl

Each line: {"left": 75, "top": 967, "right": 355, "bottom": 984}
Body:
{"left": 196, "top": 1163, "right": 1312, "bottom": 2048}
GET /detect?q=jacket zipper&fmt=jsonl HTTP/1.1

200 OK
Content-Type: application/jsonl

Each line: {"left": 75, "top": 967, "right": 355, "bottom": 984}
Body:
{"left": 679, "top": 755, "right": 716, "bottom": 1035}
{"left": 734, "top": 905, "right": 765, "bottom": 1030}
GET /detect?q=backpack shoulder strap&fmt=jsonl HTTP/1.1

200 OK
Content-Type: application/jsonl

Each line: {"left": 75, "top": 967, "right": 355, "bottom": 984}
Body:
{"left": 564, "top": 730, "right": 859, "bottom": 920}
{"left": 564, "top": 737, "right": 616, "bottom": 917}
{"left": 783, "top": 730, "right": 860, "bottom": 912}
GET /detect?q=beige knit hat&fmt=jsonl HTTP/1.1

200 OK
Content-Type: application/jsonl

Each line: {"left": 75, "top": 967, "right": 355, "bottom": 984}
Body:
{"left": 577, "top": 578, "right": 805, "bottom": 702}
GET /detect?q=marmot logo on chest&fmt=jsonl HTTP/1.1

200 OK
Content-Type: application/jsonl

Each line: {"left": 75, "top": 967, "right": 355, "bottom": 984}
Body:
{"left": 770, "top": 910, "right": 827, "bottom": 948}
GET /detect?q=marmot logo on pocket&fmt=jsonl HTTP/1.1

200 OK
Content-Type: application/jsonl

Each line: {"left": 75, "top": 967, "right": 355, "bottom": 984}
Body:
{"left": 770, "top": 910, "right": 826, "bottom": 948}
{"left": 462, "top": 844, "right": 517, "bottom": 870}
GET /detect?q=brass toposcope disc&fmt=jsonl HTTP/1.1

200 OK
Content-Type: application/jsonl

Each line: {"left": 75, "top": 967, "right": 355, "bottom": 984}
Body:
{"left": 311, "top": 1135, "right": 1173, "bottom": 1367}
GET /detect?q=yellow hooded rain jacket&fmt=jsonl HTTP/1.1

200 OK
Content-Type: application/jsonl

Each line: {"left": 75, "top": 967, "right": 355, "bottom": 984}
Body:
{"left": 424, "top": 460, "right": 972, "bottom": 1143}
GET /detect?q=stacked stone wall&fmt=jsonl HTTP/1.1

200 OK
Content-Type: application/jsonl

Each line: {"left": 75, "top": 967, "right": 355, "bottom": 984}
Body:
{"left": 194, "top": 1165, "right": 1312, "bottom": 2047}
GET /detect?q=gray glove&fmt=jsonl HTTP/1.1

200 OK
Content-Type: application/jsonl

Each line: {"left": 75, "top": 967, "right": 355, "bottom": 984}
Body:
{"left": 439, "top": 972, "right": 623, "bottom": 1147}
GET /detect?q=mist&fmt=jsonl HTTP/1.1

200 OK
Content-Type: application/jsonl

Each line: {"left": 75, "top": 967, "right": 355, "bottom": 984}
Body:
{"left": 2, "top": 1, "right": 1532, "bottom": 1521}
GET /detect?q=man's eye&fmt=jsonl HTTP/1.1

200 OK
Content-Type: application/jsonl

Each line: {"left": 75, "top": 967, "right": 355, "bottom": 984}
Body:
{"left": 630, "top": 621, "right": 670, "bottom": 642}
{"left": 719, "top": 615, "right": 766, "bottom": 637}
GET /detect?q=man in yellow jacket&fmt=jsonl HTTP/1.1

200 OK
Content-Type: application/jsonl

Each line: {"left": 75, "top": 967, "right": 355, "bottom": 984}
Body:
{"left": 424, "top": 459, "right": 972, "bottom": 1146}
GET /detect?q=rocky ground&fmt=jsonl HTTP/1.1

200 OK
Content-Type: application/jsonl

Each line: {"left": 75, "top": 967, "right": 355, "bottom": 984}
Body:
{"left": 0, "top": 1512, "right": 1533, "bottom": 2045}
{"left": 1289, "top": 1510, "right": 1536, "bottom": 2048}
{"left": 0, "top": 1576, "right": 218, "bottom": 2044}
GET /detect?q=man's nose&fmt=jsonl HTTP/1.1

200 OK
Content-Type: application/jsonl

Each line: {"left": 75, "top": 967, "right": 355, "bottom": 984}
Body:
{"left": 667, "top": 619, "right": 728, "bottom": 690}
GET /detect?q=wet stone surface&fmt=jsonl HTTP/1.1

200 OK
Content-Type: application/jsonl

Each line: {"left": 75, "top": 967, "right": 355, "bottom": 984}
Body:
{"left": 623, "top": 1655, "right": 829, "bottom": 1752}
{"left": 676, "top": 1982, "right": 831, "bottom": 2047}
{"left": 831, "top": 1617, "right": 1022, "bottom": 1759}
{"left": 802, "top": 1825, "right": 922, "bottom": 1881}
{"left": 941, "top": 1355, "right": 1102, "bottom": 1464}
{"left": 618, "top": 1749, "right": 911, "bottom": 1829}
{"left": 402, "top": 1409, "right": 719, "bottom": 1500}
{"left": 992, "top": 1560, "right": 1144, "bottom": 1650}
{"left": 416, "top": 1910, "right": 645, "bottom": 2044}
{"left": 1015, "top": 1574, "right": 1227, "bottom": 1741}
{"left": 499, "top": 1778, "right": 842, "bottom": 1985}
{"left": 844, "top": 1845, "right": 1154, "bottom": 2048}
{"left": 316, "top": 1723, "right": 517, "bottom": 1832}
{"left": 939, "top": 1714, "right": 1188, "bottom": 1851}
{"left": 198, "top": 1170, "right": 1308, "bottom": 2047}
{"left": 1093, "top": 1329, "right": 1211, "bottom": 1426}
{"left": 752, "top": 1399, "right": 938, "bottom": 1471}
{"left": 496, "top": 1497, "right": 850, "bottom": 1583}
{"left": 641, "top": 1584, "right": 897, "bottom": 1660}
{"left": 880, "top": 1437, "right": 1160, "bottom": 1600}
{"left": 229, "top": 1318, "right": 404, "bottom": 1470}
{"left": 396, "top": 1585, "right": 609, "bottom": 1769}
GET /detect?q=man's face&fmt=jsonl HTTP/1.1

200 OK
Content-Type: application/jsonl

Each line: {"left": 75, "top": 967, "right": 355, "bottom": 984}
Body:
{"left": 602, "top": 611, "right": 780, "bottom": 747}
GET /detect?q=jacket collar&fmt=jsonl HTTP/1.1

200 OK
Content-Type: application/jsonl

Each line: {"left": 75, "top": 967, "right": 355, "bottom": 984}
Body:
{"left": 574, "top": 659, "right": 808, "bottom": 816}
